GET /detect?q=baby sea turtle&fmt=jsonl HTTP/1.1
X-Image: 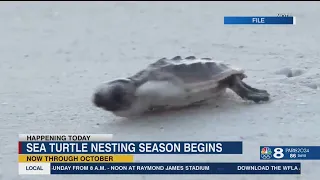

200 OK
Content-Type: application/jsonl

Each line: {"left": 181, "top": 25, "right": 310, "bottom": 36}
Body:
{"left": 93, "top": 56, "right": 270, "bottom": 117}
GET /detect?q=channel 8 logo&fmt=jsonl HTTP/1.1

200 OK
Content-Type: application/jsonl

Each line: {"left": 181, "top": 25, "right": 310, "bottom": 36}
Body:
{"left": 261, "top": 147, "right": 285, "bottom": 159}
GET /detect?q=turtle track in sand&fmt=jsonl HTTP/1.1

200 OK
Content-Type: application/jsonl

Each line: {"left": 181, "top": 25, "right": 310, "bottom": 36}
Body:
{"left": 274, "top": 67, "right": 319, "bottom": 90}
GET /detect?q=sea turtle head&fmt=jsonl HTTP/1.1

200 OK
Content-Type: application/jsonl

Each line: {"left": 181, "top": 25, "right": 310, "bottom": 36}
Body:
{"left": 92, "top": 78, "right": 137, "bottom": 112}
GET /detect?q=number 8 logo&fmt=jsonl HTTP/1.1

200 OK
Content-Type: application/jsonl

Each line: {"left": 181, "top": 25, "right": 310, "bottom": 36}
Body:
{"left": 273, "top": 148, "right": 284, "bottom": 159}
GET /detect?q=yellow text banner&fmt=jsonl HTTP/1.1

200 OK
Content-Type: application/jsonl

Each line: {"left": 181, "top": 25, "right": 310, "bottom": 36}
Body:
{"left": 18, "top": 154, "right": 134, "bottom": 163}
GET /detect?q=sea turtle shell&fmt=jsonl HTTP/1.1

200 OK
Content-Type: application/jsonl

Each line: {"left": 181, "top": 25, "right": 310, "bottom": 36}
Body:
{"left": 129, "top": 56, "right": 246, "bottom": 91}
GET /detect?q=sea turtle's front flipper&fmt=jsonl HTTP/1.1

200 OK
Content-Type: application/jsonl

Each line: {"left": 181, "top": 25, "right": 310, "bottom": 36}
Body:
{"left": 240, "top": 81, "right": 269, "bottom": 95}
{"left": 228, "top": 75, "right": 270, "bottom": 103}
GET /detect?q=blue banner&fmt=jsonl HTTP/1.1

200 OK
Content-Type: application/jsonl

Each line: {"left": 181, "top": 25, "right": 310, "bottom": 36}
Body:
{"left": 260, "top": 146, "right": 320, "bottom": 160}
{"left": 19, "top": 141, "right": 242, "bottom": 154}
{"left": 224, "top": 16, "right": 294, "bottom": 25}
{"left": 50, "top": 162, "right": 301, "bottom": 174}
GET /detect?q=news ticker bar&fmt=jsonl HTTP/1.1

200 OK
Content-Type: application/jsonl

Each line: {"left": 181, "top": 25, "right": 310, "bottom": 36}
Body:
{"left": 19, "top": 141, "right": 242, "bottom": 154}
{"left": 260, "top": 146, "right": 320, "bottom": 160}
{"left": 224, "top": 16, "right": 295, "bottom": 25}
{"left": 19, "top": 162, "right": 301, "bottom": 175}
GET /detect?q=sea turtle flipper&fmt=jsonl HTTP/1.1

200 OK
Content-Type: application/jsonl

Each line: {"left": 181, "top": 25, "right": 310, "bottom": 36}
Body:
{"left": 227, "top": 75, "right": 270, "bottom": 103}
{"left": 240, "top": 81, "right": 269, "bottom": 94}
